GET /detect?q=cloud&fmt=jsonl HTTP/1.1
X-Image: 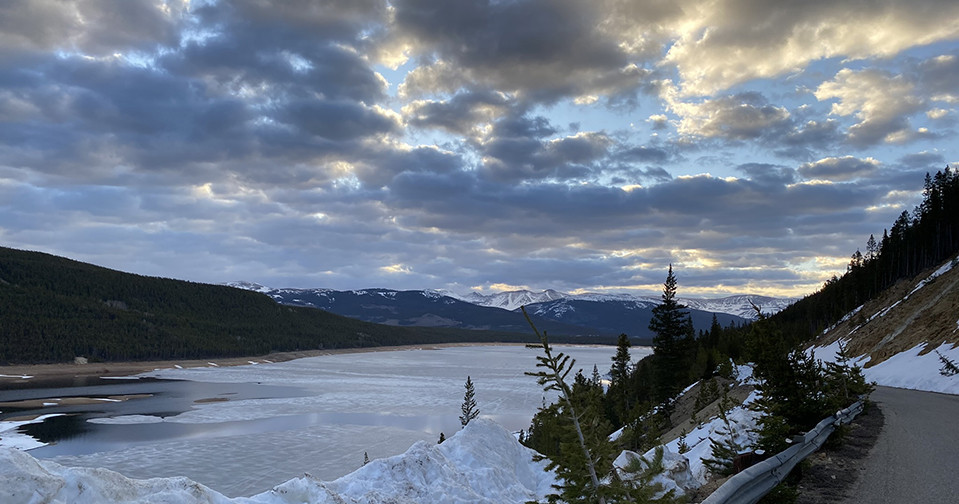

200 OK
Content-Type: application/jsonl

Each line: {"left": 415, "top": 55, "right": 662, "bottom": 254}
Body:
{"left": 774, "top": 119, "right": 842, "bottom": 160}
{"left": 403, "top": 90, "right": 511, "bottom": 135}
{"left": 662, "top": 0, "right": 959, "bottom": 96}
{"left": 916, "top": 51, "right": 959, "bottom": 105}
{"left": 737, "top": 163, "right": 797, "bottom": 186}
{"left": 799, "top": 156, "right": 881, "bottom": 181}
{"left": 0, "top": 0, "right": 952, "bottom": 298}
{"left": 278, "top": 99, "right": 401, "bottom": 142}
{"left": 669, "top": 92, "right": 792, "bottom": 141}
{"left": 0, "top": 0, "right": 186, "bottom": 57}
{"left": 815, "top": 68, "right": 925, "bottom": 146}
{"left": 617, "top": 146, "right": 671, "bottom": 165}
{"left": 479, "top": 130, "right": 614, "bottom": 182}
{"left": 898, "top": 151, "right": 946, "bottom": 170}
{"left": 391, "top": 0, "right": 647, "bottom": 105}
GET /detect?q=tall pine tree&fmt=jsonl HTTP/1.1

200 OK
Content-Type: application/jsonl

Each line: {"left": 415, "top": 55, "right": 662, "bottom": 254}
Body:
{"left": 649, "top": 265, "right": 693, "bottom": 410}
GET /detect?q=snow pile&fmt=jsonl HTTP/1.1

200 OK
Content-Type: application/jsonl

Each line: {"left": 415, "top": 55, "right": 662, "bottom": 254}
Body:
{"left": 812, "top": 340, "right": 959, "bottom": 395}
{"left": 0, "top": 419, "right": 555, "bottom": 504}
{"left": 0, "top": 446, "right": 232, "bottom": 504}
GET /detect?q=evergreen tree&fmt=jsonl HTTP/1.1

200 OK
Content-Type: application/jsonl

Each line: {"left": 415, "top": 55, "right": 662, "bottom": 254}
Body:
{"left": 649, "top": 265, "right": 692, "bottom": 409}
{"left": 936, "top": 350, "right": 959, "bottom": 377}
{"left": 610, "top": 333, "right": 632, "bottom": 384}
{"left": 523, "top": 307, "right": 615, "bottom": 504}
{"left": 591, "top": 364, "right": 602, "bottom": 386}
{"left": 459, "top": 375, "right": 480, "bottom": 427}
{"left": 607, "top": 333, "right": 633, "bottom": 426}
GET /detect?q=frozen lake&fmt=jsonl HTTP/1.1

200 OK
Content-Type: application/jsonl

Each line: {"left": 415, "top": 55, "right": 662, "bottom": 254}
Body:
{"left": 4, "top": 344, "right": 649, "bottom": 497}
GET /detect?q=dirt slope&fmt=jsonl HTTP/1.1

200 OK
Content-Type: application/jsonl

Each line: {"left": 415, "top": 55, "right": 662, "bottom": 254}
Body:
{"left": 814, "top": 254, "right": 959, "bottom": 366}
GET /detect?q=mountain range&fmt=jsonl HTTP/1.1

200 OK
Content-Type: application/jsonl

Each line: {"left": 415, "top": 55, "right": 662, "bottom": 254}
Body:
{"left": 226, "top": 283, "right": 794, "bottom": 342}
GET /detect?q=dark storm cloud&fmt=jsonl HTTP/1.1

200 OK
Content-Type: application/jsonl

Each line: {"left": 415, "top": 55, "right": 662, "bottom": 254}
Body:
{"left": 0, "top": 0, "right": 185, "bottom": 56}
{"left": 479, "top": 132, "right": 613, "bottom": 182}
{"left": 0, "top": 0, "right": 404, "bottom": 189}
{"left": 278, "top": 99, "right": 400, "bottom": 141}
{"left": 382, "top": 165, "right": 884, "bottom": 250}
{"left": 404, "top": 90, "right": 511, "bottom": 135}
{"left": 391, "top": 0, "right": 645, "bottom": 104}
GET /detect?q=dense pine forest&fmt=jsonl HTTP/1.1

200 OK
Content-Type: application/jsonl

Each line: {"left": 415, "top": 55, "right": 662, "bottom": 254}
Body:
{"left": 0, "top": 247, "right": 578, "bottom": 364}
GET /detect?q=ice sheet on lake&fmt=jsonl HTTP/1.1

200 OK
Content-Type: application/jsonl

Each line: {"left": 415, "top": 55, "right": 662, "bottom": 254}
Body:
{"left": 22, "top": 345, "right": 632, "bottom": 497}
{"left": 88, "top": 414, "right": 165, "bottom": 425}
{"left": 0, "top": 414, "right": 64, "bottom": 451}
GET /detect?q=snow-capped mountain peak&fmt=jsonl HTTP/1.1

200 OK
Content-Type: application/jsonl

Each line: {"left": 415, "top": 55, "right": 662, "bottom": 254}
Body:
{"left": 223, "top": 281, "right": 273, "bottom": 293}
{"left": 455, "top": 289, "right": 569, "bottom": 311}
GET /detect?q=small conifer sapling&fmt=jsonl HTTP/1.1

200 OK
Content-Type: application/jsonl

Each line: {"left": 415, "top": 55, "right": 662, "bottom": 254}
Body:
{"left": 460, "top": 375, "right": 480, "bottom": 427}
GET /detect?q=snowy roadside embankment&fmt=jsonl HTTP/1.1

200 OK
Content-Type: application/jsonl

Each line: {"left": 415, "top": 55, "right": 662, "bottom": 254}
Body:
{"left": 607, "top": 365, "right": 763, "bottom": 498}
{"left": 811, "top": 339, "right": 959, "bottom": 395}
{"left": 0, "top": 419, "right": 555, "bottom": 504}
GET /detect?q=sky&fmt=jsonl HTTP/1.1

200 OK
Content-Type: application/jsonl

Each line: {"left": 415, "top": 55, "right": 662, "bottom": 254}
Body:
{"left": 1, "top": 0, "right": 957, "bottom": 299}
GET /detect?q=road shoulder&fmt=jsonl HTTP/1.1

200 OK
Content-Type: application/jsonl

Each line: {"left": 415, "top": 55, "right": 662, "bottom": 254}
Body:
{"left": 795, "top": 401, "right": 885, "bottom": 504}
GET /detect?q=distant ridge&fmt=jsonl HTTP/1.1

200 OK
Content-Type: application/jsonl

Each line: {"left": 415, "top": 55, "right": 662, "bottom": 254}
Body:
{"left": 0, "top": 247, "right": 562, "bottom": 365}
{"left": 225, "top": 284, "right": 780, "bottom": 341}
{"left": 434, "top": 288, "right": 793, "bottom": 320}
{"left": 222, "top": 284, "right": 603, "bottom": 337}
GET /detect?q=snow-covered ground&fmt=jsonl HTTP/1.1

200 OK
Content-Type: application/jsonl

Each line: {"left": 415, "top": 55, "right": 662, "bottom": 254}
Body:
{"left": 0, "top": 419, "right": 556, "bottom": 504}
{"left": 1, "top": 345, "right": 643, "bottom": 497}
{"left": 811, "top": 339, "right": 959, "bottom": 395}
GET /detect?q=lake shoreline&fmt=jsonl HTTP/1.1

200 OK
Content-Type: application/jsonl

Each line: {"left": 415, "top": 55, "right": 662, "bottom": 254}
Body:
{"left": 0, "top": 342, "right": 528, "bottom": 385}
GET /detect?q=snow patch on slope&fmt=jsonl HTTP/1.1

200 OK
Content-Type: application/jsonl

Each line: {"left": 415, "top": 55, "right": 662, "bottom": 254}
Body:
{"left": 661, "top": 391, "right": 762, "bottom": 486}
{"left": 0, "top": 419, "right": 554, "bottom": 504}
{"left": 811, "top": 340, "right": 959, "bottom": 395}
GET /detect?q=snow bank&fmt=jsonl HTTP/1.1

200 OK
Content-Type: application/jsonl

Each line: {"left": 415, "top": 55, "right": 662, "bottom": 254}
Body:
{"left": 811, "top": 340, "right": 959, "bottom": 395}
{"left": 0, "top": 419, "right": 555, "bottom": 504}
{"left": 0, "top": 446, "right": 233, "bottom": 504}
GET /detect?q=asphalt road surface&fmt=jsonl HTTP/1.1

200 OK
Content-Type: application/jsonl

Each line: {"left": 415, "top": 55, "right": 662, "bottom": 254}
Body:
{"left": 846, "top": 386, "right": 959, "bottom": 503}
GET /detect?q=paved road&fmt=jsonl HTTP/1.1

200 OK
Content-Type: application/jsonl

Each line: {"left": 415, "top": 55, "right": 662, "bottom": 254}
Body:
{"left": 846, "top": 386, "right": 959, "bottom": 503}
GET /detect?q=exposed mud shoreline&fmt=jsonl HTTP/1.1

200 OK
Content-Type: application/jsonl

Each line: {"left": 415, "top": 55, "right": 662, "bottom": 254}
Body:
{"left": 0, "top": 342, "right": 525, "bottom": 386}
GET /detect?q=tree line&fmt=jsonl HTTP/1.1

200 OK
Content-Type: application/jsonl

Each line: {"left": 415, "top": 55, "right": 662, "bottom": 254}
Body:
{"left": 774, "top": 166, "right": 959, "bottom": 344}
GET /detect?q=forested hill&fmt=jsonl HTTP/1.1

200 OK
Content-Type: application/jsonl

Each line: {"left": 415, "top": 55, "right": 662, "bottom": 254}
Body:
{"left": 771, "top": 166, "right": 959, "bottom": 343}
{"left": 0, "top": 247, "right": 558, "bottom": 364}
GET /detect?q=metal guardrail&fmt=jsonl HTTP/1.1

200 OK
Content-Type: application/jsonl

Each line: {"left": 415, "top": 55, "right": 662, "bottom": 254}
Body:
{"left": 701, "top": 400, "right": 865, "bottom": 504}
